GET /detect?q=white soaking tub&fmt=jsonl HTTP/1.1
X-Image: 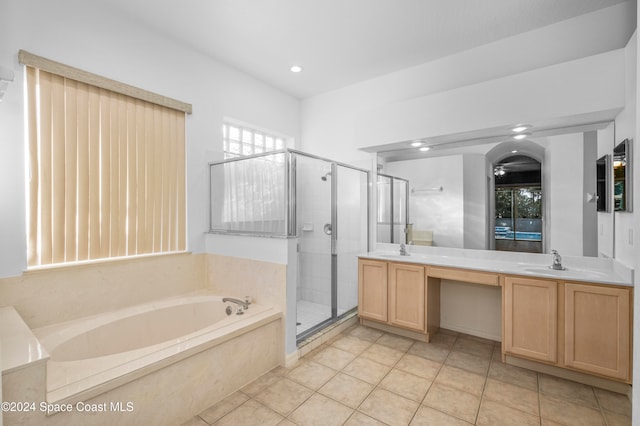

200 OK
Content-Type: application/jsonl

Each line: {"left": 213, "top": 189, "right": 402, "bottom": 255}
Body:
{"left": 33, "top": 293, "right": 281, "bottom": 405}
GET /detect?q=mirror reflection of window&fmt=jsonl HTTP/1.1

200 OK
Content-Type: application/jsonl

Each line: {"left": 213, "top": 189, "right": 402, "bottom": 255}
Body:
{"left": 494, "top": 155, "right": 542, "bottom": 253}
{"left": 613, "top": 139, "right": 632, "bottom": 212}
{"left": 596, "top": 154, "right": 610, "bottom": 212}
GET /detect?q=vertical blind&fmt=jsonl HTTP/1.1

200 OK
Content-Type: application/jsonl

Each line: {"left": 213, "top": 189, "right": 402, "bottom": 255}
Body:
{"left": 26, "top": 66, "right": 186, "bottom": 267}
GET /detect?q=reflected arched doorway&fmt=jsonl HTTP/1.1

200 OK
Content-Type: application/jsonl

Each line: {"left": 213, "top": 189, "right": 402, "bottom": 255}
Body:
{"left": 494, "top": 155, "right": 542, "bottom": 253}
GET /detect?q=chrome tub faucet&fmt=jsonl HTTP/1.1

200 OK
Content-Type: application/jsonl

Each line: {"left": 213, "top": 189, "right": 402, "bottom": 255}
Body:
{"left": 223, "top": 297, "right": 252, "bottom": 312}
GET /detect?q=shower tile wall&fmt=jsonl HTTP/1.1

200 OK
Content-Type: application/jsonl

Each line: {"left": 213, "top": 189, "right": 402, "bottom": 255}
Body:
{"left": 296, "top": 161, "right": 332, "bottom": 310}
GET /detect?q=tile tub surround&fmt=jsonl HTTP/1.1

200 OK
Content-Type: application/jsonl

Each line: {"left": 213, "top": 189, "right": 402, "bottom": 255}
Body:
{"left": 3, "top": 317, "right": 282, "bottom": 426}
{"left": 0, "top": 252, "right": 206, "bottom": 329}
{"left": 184, "top": 325, "right": 632, "bottom": 426}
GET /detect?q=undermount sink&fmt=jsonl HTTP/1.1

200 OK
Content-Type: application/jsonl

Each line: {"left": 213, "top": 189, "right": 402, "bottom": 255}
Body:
{"left": 521, "top": 266, "right": 608, "bottom": 279}
{"left": 377, "top": 253, "right": 410, "bottom": 258}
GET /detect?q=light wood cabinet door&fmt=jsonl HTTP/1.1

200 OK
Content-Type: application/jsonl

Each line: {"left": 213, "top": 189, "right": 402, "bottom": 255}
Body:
{"left": 388, "top": 262, "right": 426, "bottom": 332}
{"left": 564, "top": 283, "right": 631, "bottom": 381}
{"left": 358, "top": 259, "right": 388, "bottom": 322}
{"left": 504, "top": 276, "right": 557, "bottom": 363}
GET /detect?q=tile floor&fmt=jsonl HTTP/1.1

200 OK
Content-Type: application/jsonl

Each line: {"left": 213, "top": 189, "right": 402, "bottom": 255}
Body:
{"left": 182, "top": 325, "right": 632, "bottom": 426}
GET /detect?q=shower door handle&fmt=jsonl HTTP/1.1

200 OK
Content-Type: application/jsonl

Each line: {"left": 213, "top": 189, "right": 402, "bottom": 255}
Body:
{"left": 323, "top": 223, "right": 332, "bottom": 235}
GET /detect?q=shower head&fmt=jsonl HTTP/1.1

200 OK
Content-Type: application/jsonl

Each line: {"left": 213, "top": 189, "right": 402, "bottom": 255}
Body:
{"left": 321, "top": 172, "right": 332, "bottom": 181}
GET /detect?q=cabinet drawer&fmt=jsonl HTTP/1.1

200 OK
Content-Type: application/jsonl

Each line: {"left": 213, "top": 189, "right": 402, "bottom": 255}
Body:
{"left": 428, "top": 266, "right": 499, "bottom": 286}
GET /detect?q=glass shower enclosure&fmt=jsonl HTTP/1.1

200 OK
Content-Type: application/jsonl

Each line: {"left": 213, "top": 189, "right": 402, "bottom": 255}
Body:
{"left": 209, "top": 150, "right": 369, "bottom": 343}
{"left": 377, "top": 174, "right": 409, "bottom": 244}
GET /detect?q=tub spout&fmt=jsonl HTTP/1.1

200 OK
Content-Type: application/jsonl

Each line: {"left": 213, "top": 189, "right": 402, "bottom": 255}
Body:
{"left": 223, "top": 297, "right": 251, "bottom": 310}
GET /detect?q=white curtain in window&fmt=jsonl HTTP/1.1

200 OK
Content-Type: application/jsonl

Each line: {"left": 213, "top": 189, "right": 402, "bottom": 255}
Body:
{"left": 214, "top": 154, "right": 286, "bottom": 234}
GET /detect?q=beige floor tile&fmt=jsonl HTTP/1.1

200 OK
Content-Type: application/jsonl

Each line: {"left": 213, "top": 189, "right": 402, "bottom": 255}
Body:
{"left": 278, "top": 420, "right": 297, "bottom": 426}
{"left": 444, "top": 350, "right": 491, "bottom": 376}
{"left": 379, "top": 368, "right": 432, "bottom": 402}
{"left": 348, "top": 326, "right": 384, "bottom": 342}
{"left": 181, "top": 416, "right": 208, "bottom": 426}
{"left": 423, "top": 383, "right": 481, "bottom": 424}
{"left": 359, "top": 388, "right": 420, "bottom": 426}
{"left": 595, "top": 388, "right": 631, "bottom": 417}
{"left": 539, "top": 374, "right": 598, "bottom": 409}
{"left": 342, "top": 357, "right": 391, "bottom": 384}
{"left": 396, "top": 353, "right": 442, "bottom": 380}
{"left": 376, "top": 333, "right": 415, "bottom": 352}
{"left": 288, "top": 393, "right": 353, "bottom": 426}
{"left": 428, "top": 332, "right": 457, "bottom": 349}
{"left": 241, "top": 371, "right": 282, "bottom": 396}
{"left": 482, "top": 378, "right": 539, "bottom": 416}
{"left": 541, "top": 419, "right": 565, "bottom": 426}
{"left": 216, "top": 399, "right": 283, "bottom": 426}
{"left": 311, "top": 346, "right": 356, "bottom": 370}
{"left": 198, "top": 391, "right": 249, "bottom": 423}
{"left": 451, "top": 337, "right": 494, "bottom": 359}
{"left": 487, "top": 360, "right": 538, "bottom": 391}
{"left": 539, "top": 393, "right": 605, "bottom": 426}
{"left": 286, "top": 360, "right": 337, "bottom": 390}
{"left": 318, "top": 372, "right": 374, "bottom": 409}
{"left": 360, "top": 343, "right": 405, "bottom": 366}
{"left": 344, "top": 411, "right": 387, "bottom": 425}
{"left": 476, "top": 398, "right": 540, "bottom": 426}
{"left": 253, "top": 378, "right": 314, "bottom": 416}
{"left": 603, "top": 410, "right": 632, "bottom": 426}
{"left": 434, "top": 365, "right": 486, "bottom": 396}
{"left": 330, "top": 335, "right": 373, "bottom": 355}
{"left": 410, "top": 406, "right": 472, "bottom": 425}
{"left": 408, "top": 341, "right": 451, "bottom": 363}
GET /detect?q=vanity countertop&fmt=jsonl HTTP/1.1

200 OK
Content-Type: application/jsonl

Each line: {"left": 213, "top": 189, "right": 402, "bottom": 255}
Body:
{"left": 359, "top": 244, "right": 633, "bottom": 287}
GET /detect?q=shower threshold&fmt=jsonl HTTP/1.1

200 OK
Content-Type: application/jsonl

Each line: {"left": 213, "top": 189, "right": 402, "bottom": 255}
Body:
{"left": 296, "top": 307, "right": 357, "bottom": 346}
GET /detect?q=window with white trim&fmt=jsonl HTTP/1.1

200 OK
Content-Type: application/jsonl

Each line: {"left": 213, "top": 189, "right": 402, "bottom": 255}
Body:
{"left": 223, "top": 122, "right": 286, "bottom": 159}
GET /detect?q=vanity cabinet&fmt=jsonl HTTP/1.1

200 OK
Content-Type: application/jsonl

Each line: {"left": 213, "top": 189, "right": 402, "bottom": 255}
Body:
{"left": 358, "top": 259, "right": 437, "bottom": 341}
{"left": 388, "top": 262, "right": 426, "bottom": 332}
{"left": 358, "top": 259, "right": 388, "bottom": 322}
{"left": 563, "top": 283, "right": 631, "bottom": 381}
{"left": 504, "top": 276, "right": 632, "bottom": 383}
{"left": 504, "top": 276, "right": 558, "bottom": 363}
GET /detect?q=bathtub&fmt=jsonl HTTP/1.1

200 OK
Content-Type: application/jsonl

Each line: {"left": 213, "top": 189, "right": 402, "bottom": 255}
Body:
{"left": 33, "top": 293, "right": 282, "bottom": 405}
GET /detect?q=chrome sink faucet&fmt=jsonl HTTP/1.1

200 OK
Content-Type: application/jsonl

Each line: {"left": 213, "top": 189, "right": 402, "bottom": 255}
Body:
{"left": 550, "top": 250, "right": 566, "bottom": 270}
{"left": 399, "top": 243, "right": 410, "bottom": 256}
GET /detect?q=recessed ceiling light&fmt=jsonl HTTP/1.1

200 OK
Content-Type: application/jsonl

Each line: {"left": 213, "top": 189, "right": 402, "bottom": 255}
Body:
{"left": 511, "top": 150, "right": 518, "bottom": 153}
{"left": 512, "top": 133, "right": 529, "bottom": 140}
{"left": 419, "top": 146, "right": 430, "bottom": 152}
{"left": 290, "top": 65, "right": 303, "bottom": 73}
{"left": 511, "top": 125, "right": 530, "bottom": 133}
{"left": 411, "top": 141, "right": 423, "bottom": 147}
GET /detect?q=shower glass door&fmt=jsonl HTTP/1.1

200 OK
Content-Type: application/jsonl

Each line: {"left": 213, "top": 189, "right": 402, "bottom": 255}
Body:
{"left": 295, "top": 155, "right": 333, "bottom": 337}
{"left": 335, "top": 165, "right": 369, "bottom": 317}
{"left": 294, "top": 153, "right": 369, "bottom": 341}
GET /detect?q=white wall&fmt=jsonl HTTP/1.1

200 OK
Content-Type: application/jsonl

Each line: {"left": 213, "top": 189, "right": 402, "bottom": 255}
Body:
{"left": 301, "top": 3, "right": 635, "bottom": 164}
{"left": 0, "top": 0, "right": 300, "bottom": 278}
{"left": 614, "top": 32, "right": 637, "bottom": 268}
{"left": 463, "top": 155, "right": 489, "bottom": 250}
{"left": 544, "top": 133, "right": 584, "bottom": 255}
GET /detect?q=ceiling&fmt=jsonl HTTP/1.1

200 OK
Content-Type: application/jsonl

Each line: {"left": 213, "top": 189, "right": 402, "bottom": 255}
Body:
{"left": 101, "top": 0, "right": 629, "bottom": 99}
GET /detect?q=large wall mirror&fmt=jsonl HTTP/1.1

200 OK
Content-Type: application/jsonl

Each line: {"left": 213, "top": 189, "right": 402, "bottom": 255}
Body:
{"left": 375, "top": 121, "right": 616, "bottom": 258}
{"left": 613, "top": 138, "right": 633, "bottom": 212}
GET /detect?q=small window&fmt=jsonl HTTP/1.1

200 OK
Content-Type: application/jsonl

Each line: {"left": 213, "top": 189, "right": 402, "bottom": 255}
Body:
{"left": 223, "top": 122, "right": 287, "bottom": 159}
